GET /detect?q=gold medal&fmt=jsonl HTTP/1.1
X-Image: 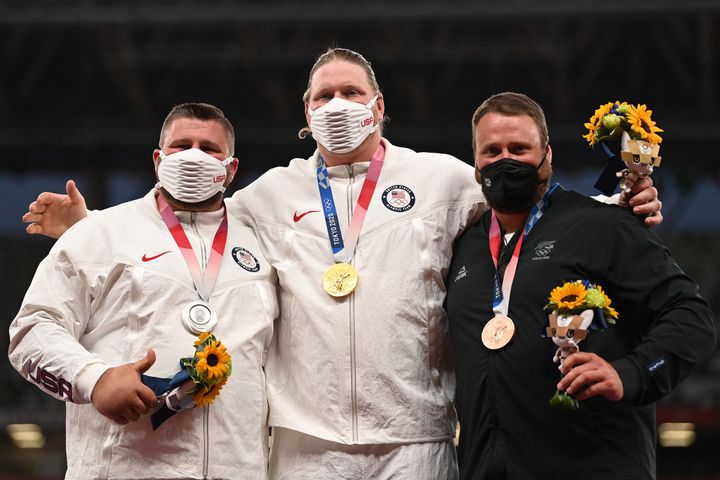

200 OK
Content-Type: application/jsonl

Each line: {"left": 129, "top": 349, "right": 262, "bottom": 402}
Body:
{"left": 322, "top": 263, "right": 359, "bottom": 297}
{"left": 481, "top": 315, "right": 515, "bottom": 350}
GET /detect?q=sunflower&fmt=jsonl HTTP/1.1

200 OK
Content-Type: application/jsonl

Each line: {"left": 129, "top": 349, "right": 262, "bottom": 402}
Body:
{"left": 596, "top": 285, "right": 619, "bottom": 321}
{"left": 583, "top": 102, "right": 614, "bottom": 145}
{"left": 194, "top": 332, "right": 211, "bottom": 346}
{"left": 193, "top": 377, "right": 228, "bottom": 407}
{"left": 195, "top": 340, "right": 232, "bottom": 380}
{"left": 583, "top": 122, "right": 600, "bottom": 145}
{"left": 626, "top": 104, "right": 663, "bottom": 144}
{"left": 548, "top": 281, "right": 588, "bottom": 311}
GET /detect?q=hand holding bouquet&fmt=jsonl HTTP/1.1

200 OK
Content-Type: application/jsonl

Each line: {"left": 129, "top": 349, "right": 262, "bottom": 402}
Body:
{"left": 142, "top": 333, "right": 232, "bottom": 429}
{"left": 583, "top": 101, "right": 663, "bottom": 202}
{"left": 544, "top": 280, "right": 618, "bottom": 409}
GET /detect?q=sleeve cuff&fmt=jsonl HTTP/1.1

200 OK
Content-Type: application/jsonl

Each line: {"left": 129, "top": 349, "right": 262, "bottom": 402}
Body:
{"left": 75, "top": 362, "right": 110, "bottom": 403}
{"left": 591, "top": 193, "right": 621, "bottom": 205}
{"left": 611, "top": 357, "right": 644, "bottom": 404}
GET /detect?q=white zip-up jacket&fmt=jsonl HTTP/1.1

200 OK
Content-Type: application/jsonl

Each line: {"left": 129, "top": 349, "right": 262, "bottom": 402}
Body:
{"left": 9, "top": 190, "right": 278, "bottom": 480}
{"left": 227, "top": 139, "right": 486, "bottom": 444}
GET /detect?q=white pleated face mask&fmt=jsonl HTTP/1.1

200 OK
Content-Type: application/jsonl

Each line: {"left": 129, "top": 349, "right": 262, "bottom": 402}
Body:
{"left": 156, "top": 148, "right": 233, "bottom": 203}
{"left": 308, "top": 95, "right": 378, "bottom": 154}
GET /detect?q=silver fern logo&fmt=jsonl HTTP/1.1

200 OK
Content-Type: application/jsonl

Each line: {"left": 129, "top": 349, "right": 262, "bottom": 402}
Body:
{"left": 532, "top": 240, "right": 556, "bottom": 260}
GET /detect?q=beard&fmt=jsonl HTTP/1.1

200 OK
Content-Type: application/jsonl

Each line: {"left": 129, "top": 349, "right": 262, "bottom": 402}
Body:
{"left": 531, "top": 167, "right": 553, "bottom": 205}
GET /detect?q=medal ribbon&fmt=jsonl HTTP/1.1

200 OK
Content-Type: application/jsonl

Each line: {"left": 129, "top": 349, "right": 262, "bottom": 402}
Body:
{"left": 157, "top": 194, "right": 228, "bottom": 302}
{"left": 489, "top": 183, "right": 560, "bottom": 316}
{"left": 316, "top": 143, "right": 385, "bottom": 264}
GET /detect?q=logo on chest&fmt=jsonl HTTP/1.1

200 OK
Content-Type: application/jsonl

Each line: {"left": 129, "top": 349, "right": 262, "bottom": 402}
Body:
{"left": 531, "top": 240, "right": 556, "bottom": 261}
{"left": 381, "top": 185, "right": 416, "bottom": 212}
{"left": 232, "top": 247, "right": 261, "bottom": 272}
{"left": 454, "top": 265, "right": 468, "bottom": 283}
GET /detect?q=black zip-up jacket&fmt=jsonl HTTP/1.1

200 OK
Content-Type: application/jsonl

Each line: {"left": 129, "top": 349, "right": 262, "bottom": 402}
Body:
{"left": 447, "top": 187, "right": 716, "bottom": 480}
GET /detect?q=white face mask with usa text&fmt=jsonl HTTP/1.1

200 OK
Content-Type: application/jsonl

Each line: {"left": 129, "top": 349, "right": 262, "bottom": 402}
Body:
{"left": 308, "top": 95, "right": 379, "bottom": 154}
{"left": 156, "top": 148, "right": 233, "bottom": 203}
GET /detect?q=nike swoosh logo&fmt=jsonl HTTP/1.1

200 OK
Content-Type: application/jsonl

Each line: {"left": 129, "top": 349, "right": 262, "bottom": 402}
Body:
{"left": 293, "top": 210, "right": 320, "bottom": 223}
{"left": 142, "top": 251, "right": 172, "bottom": 262}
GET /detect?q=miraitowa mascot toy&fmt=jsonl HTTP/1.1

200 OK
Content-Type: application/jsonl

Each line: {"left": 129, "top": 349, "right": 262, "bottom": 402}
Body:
{"left": 583, "top": 101, "right": 663, "bottom": 201}
{"left": 544, "top": 280, "right": 619, "bottom": 409}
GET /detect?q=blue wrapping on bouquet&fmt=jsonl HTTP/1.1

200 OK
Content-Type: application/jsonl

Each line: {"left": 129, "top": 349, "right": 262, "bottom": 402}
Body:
{"left": 141, "top": 369, "right": 194, "bottom": 430}
{"left": 593, "top": 141, "right": 626, "bottom": 196}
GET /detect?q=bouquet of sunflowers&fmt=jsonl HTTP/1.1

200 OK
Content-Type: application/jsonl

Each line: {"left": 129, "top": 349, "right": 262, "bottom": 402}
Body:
{"left": 182, "top": 333, "right": 232, "bottom": 406}
{"left": 583, "top": 101, "right": 663, "bottom": 147}
{"left": 142, "top": 333, "right": 232, "bottom": 429}
{"left": 583, "top": 101, "right": 663, "bottom": 200}
{"left": 544, "top": 280, "right": 618, "bottom": 409}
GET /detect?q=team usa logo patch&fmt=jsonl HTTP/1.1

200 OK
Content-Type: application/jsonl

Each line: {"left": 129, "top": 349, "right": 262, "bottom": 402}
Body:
{"left": 232, "top": 247, "right": 260, "bottom": 272}
{"left": 381, "top": 185, "right": 416, "bottom": 212}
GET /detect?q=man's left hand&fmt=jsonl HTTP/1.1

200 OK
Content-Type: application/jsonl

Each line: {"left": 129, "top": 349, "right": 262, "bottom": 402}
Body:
{"left": 557, "top": 351, "right": 624, "bottom": 402}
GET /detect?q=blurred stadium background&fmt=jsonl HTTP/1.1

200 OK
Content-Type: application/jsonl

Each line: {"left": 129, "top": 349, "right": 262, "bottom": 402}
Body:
{"left": 0, "top": 0, "right": 718, "bottom": 478}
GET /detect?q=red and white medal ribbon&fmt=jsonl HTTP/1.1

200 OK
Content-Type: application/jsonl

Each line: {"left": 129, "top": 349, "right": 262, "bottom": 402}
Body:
{"left": 157, "top": 194, "right": 228, "bottom": 333}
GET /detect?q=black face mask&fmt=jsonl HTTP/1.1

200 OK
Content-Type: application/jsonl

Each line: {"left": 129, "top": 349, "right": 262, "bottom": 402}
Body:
{"left": 478, "top": 157, "right": 546, "bottom": 213}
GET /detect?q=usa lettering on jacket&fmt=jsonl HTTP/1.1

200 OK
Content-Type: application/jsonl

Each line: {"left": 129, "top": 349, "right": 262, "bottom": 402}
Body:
{"left": 24, "top": 358, "right": 73, "bottom": 402}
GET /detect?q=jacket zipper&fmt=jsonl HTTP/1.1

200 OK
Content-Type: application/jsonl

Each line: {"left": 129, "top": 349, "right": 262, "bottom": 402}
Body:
{"left": 190, "top": 212, "right": 208, "bottom": 275}
{"left": 203, "top": 406, "right": 210, "bottom": 479}
{"left": 346, "top": 164, "right": 359, "bottom": 443}
{"left": 190, "top": 211, "right": 210, "bottom": 478}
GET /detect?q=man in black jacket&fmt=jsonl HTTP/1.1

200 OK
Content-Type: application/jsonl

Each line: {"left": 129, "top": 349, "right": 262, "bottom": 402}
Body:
{"left": 446, "top": 92, "right": 716, "bottom": 480}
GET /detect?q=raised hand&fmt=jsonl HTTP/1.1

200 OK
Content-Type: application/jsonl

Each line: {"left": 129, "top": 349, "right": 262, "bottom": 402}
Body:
{"left": 623, "top": 174, "right": 663, "bottom": 227}
{"left": 23, "top": 180, "right": 88, "bottom": 239}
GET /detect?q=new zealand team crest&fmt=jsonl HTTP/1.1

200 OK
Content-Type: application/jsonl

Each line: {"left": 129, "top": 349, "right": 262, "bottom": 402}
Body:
{"left": 381, "top": 185, "right": 416, "bottom": 212}
{"left": 232, "top": 247, "right": 260, "bottom": 272}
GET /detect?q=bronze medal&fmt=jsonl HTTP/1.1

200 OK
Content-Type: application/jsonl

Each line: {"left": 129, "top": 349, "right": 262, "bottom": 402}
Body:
{"left": 481, "top": 315, "right": 515, "bottom": 350}
{"left": 322, "top": 263, "right": 359, "bottom": 297}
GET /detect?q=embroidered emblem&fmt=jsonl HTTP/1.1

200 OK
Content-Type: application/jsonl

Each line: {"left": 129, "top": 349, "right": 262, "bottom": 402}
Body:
{"left": 293, "top": 210, "right": 320, "bottom": 223}
{"left": 381, "top": 185, "right": 416, "bottom": 212}
{"left": 232, "top": 247, "right": 260, "bottom": 272}
{"left": 648, "top": 358, "right": 666, "bottom": 372}
{"left": 142, "top": 251, "right": 172, "bottom": 262}
{"left": 532, "top": 240, "right": 556, "bottom": 261}
{"left": 454, "top": 265, "right": 468, "bottom": 282}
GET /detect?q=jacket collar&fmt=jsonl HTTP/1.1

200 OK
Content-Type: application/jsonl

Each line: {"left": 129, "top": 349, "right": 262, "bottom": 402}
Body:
{"left": 307, "top": 138, "right": 393, "bottom": 180}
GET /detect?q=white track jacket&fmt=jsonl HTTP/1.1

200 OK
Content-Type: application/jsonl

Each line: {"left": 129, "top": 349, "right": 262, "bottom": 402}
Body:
{"left": 228, "top": 139, "right": 486, "bottom": 444}
{"left": 9, "top": 190, "right": 277, "bottom": 480}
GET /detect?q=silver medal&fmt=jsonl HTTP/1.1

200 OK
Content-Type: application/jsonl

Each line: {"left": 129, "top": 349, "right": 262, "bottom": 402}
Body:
{"left": 181, "top": 301, "right": 217, "bottom": 335}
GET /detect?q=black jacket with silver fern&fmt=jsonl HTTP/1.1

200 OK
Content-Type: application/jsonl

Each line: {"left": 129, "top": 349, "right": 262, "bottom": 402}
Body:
{"left": 447, "top": 187, "right": 715, "bottom": 480}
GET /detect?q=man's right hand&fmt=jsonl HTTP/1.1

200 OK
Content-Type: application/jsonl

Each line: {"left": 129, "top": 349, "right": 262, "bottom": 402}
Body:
{"left": 91, "top": 350, "right": 159, "bottom": 425}
{"left": 22, "top": 179, "right": 88, "bottom": 239}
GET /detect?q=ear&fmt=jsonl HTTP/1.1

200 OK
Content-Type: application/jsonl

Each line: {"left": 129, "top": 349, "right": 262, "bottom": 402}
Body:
{"left": 375, "top": 92, "right": 385, "bottom": 121}
{"left": 152, "top": 149, "right": 162, "bottom": 178}
{"left": 375, "top": 92, "right": 385, "bottom": 125}
{"left": 304, "top": 102, "right": 311, "bottom": 128}
{"left": 578, "top": 309, "right": 594, "bottom": 329}
{"left": 225, "top": 158, "right": 239, "bottom": 186}
{"left": 545, "top": 144, "right": 553, "bottom": 167}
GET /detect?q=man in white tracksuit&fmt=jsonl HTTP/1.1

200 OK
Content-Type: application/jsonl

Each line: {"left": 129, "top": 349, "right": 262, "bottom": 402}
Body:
{"left": 231, "top": 135, "right": 482, "bottom": 478}
{"left": 9, "top": 103, "right": 277, "bottom": 479}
